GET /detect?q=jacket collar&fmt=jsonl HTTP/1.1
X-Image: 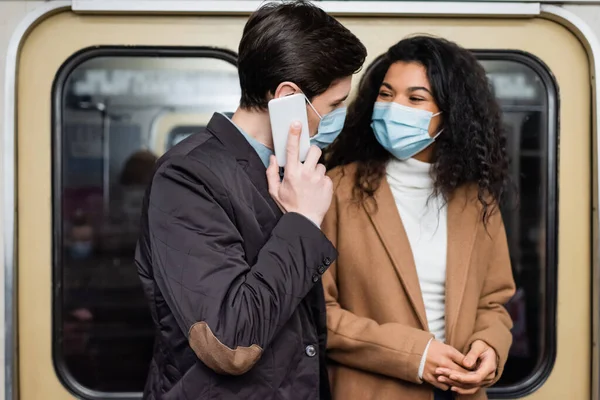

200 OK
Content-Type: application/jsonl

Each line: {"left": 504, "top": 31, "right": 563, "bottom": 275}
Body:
{"left": 207, "top": 112, "right": 259, "bottom": 163}
{"left": 206, "top": 113, "right": 282, "bottom": 219}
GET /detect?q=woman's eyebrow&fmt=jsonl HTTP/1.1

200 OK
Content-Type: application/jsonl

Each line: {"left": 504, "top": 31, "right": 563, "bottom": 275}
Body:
{"left": 408, "top": 86, "right": 432, "bottom": 94}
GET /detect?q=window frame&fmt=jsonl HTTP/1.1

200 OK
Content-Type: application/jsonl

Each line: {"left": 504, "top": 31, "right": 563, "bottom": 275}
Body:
{"left": 51, "top": 45, "right": 238, "bottom": 400}
{"left": 50, "top": 47, "right": 558, "bottom": 399}
{"left": 473, "top": 50, "right": 559, "bottom": 399}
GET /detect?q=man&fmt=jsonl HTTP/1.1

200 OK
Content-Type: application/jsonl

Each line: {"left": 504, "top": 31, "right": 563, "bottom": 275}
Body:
{"left": 135, "top": 1, "right": 367, "bottom": 399}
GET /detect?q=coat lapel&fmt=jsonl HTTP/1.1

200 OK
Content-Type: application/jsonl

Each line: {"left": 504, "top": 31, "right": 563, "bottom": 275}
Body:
{"left": 363, "top": 179, "right": 429, "bottom": 330}
{"left": 444, "top": 187, "right": 479, "bottom": 345}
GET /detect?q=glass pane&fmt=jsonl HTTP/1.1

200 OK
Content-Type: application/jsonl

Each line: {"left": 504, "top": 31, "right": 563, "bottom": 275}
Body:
{"left": 57, "top": 53, "right": 240, "bottom": 393}
{"left": 55, "top": 50, "right": 554, "bottom": 396}
{"left": 479, "top": 57, "right": 552, "bottom": 388}
{"left": 167, "top": 125, "right": 203, "bottom": 149}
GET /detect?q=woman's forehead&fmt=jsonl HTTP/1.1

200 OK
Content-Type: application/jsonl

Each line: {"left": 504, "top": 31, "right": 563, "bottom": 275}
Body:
{"left": 383, "top": 62, "right": 430, "bottom": 90}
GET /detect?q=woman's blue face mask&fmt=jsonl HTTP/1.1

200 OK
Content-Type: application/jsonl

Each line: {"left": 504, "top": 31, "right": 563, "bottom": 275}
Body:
{"left": 370, "top": 101, "right": 443, "bottom": 160}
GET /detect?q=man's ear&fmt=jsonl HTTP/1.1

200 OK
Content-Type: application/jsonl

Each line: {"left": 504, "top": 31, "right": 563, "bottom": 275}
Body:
{"left": 273, "top": 81, "right": 301, "bottom": 99}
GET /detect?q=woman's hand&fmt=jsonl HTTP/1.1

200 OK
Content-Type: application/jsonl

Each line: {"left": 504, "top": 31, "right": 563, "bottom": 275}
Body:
{"left": 422, "top": 340, "right": 471, "bottom": 391}
{"left": 435, "top": 340, "right": 497, "bottom": 395}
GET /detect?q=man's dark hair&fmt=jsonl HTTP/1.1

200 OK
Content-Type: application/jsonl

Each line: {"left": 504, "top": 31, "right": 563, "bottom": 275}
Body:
{"left": 238, "top": 0, "right": 367, "bottom": 110}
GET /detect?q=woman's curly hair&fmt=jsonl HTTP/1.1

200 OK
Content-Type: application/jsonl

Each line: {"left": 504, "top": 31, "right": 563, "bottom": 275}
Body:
{"left": 324, "top": 35, "right": 510, "bottom": 225}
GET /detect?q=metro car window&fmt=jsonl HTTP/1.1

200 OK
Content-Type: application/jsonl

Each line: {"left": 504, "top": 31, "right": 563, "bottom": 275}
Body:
{"left": 52, "top": 48, "right": 556, "bottom": 398}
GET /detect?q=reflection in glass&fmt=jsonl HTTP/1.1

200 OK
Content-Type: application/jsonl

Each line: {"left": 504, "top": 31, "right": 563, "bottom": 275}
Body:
{"left": 58, "top": 54, "right": 240, "bottom": 392}
{"left": 167, "top": 125, "right": 203, "bottom": 149}
{"left": 480, "top": 59, "right": 550, "bottom": 387}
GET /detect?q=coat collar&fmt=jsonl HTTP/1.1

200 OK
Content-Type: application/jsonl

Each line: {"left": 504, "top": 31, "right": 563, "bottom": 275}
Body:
{"left": 363, "top": 179, "right": 429, "bottom": 330}
{"left": 207, "top": 112, "right": 259, "bottom": 163}
{"left": 444, "top": 187, "right": 479, "bottom": 344}
{"left": 206, "top": 113, "right": 282, "bottom": 219}
{"left": 363, "top": 178, "right": 479, "bottom": 343}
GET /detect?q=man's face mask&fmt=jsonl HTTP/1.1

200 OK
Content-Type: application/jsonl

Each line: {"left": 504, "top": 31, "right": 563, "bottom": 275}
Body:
{"left": 304, "top": 95, "right": 347, "bottom": 149}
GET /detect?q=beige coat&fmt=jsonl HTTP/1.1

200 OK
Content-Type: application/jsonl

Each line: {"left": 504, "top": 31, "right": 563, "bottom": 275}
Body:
{"left": 322, "top": 163, "right": 516, "bottom": 400}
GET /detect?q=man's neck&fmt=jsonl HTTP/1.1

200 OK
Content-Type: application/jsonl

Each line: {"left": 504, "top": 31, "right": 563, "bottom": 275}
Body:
{"left": 231, "top": 107, "right": 273, "bottom": 150}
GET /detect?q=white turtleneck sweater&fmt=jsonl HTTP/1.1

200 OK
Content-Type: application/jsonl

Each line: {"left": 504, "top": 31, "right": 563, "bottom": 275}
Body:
{"left": 386, "top": 157, "right": 447, "bottom": 379}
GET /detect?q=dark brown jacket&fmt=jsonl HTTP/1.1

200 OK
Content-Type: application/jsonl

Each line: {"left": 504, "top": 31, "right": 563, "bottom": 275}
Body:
{"left": 135, "top": 113, "right": 336, "bottom": 399}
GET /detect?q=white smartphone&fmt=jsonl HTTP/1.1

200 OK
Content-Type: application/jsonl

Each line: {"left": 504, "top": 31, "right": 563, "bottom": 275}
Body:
{"left": 268, "top": 93, "right": 311, "bottom": 167}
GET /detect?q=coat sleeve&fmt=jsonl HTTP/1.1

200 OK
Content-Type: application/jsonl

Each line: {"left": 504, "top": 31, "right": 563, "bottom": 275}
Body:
{"left": 321, "top": 188, "right": 433, "bottom": 384}
{"left": 463, "top": 215, "right": 516, "bottom": 385}
{"left": 146, "top": 156, "right": 337, "bottom": 375}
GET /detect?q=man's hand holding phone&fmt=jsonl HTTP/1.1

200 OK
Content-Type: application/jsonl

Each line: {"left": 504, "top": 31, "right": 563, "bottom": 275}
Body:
{"left": 266, "top": 121, "right": 332, "bottom": 227}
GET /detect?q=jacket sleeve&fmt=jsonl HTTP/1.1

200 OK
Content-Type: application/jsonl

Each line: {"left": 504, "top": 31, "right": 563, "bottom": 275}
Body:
{"left": 321, "top": 189, "right": 433, "bottom": 384}
{"left": 146, "top": 156, "right": 337, "bottom": 375}
{"left": 463, "top": 215, "right": 516, "bottom": 385}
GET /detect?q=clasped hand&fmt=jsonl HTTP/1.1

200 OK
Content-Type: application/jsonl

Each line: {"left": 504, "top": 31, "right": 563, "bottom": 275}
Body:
{"left": 423, "top": 340, "right": 497, "bottom": 395}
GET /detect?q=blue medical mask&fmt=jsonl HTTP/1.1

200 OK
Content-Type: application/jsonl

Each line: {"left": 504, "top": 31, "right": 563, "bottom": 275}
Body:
{"left": 371, "top": 101, "right": 443, "bottom": 160}
{"left": 70, "top": 240, "right": 93, "bottom": 259}
{"left": 305, "top": 96, "right": 346, "bottom": 149}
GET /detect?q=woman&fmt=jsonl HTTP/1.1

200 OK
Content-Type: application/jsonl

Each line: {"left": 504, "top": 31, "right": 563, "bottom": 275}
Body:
{"left": 321, "top": 36, "right": 516, "bottom": 400}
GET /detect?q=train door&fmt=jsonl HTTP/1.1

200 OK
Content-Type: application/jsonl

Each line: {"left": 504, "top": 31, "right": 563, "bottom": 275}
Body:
{"left": 10, "top": 3, "right": 591, "bottom": 400}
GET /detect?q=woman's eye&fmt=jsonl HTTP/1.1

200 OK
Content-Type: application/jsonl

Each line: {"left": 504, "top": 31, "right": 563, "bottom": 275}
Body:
{"left": 379, "top": 91, "right": 392, "bottom": 98}
{"left": 410, "top": 96, "right": 424, "bottom": 102}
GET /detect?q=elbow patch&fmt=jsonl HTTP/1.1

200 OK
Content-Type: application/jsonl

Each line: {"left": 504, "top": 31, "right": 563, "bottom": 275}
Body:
{"left": 188, "top": 322, "right": 263, "bottom": 375}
